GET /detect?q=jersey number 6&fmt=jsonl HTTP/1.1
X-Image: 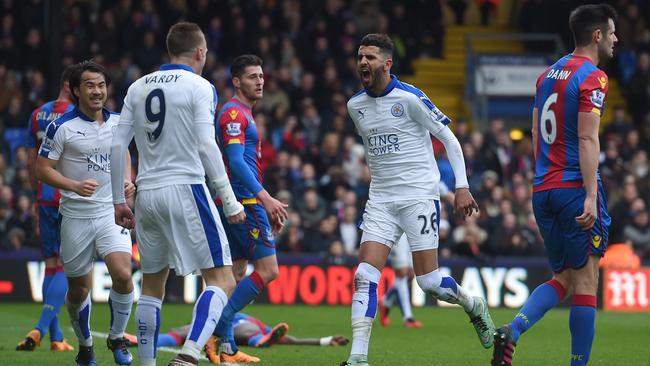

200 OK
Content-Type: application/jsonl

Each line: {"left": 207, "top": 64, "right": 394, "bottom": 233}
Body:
{"left": 145, "top": 88, "right": 166, "bottom": 142}
{"left": 417, "top": 212, "right": 437, "bottom": 235}
{"left": 540, "top": 92, "right": 558, "bottom": 145}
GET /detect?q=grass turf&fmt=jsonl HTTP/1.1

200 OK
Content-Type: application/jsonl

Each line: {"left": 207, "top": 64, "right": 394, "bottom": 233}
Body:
{"left": 1, "top": 303, "right": 647, "bottom": 365}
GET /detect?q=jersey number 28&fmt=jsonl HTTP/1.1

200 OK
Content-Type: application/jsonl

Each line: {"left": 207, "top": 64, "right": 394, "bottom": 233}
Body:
{"left": 145, "top": 89, "right": 166, "bottom": 142}
{"left": 540, "top": 92, "right": 558, "bottom": 144}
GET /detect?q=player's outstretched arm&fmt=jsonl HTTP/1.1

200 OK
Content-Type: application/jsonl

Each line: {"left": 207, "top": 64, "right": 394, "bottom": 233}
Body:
{"left": 576, "top": 111, "right": 600, "bottom": 230}
{"left": 409, "top": 91, "right": 478, "bottom": 218}
{"left": 434, "top": 127, "right": 478, "bottom": 219}
{"left": 279, "top": 335, "right": 349, "bottom": 346}
{"left": 194, "top": 123, "right": 245, "bottom": 224}
{"left": 193, "top": 85, "right": 245, "bottom": 224}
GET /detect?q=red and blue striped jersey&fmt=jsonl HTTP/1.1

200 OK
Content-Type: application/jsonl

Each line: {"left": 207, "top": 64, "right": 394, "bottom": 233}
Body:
{"left": 25, "top": 99, "right": 74, "bottom": 206}
{"left": 217, "top": 98, "right": 263, "bottom": 200}
{"left": 533, "top": 54, "right": 608, "bottom": 192}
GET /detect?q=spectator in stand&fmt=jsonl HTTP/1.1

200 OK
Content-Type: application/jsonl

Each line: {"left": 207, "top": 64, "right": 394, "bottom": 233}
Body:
{"left": 623, "top": 201, "right": 650, "bottom": 259}
{"left": 305, "top": 214, "right": 341, "bottom": 254}
{"left": 604, "top": 106, "right": 633, "bottom": 138}
{"left": 453, "top": 214, "right": 488, "bottom": 259}
{"left": 339, "top": 205, "right": 359, "bottom": 256}
{"left": 447, "top": 0, "right": 468, "bottom": 25}
{"left": 0, "top": 200, "right": 18, "bottom": 250}
{"left": 297, "top": 188, "right": 327, "bottom": 231}
{"left": 626, "top": 52, "right": 650, "bottom": 124}
{"left": 478, "top": 0, "right": 499, "bottom": 26}
{"left": 277, "top": 212, "right": 304, "bottom": 254}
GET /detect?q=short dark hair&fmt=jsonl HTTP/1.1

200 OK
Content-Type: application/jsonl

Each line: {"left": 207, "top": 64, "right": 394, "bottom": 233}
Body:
{"left": 59, "top": 64, "right": 75, "bottom": 90}
{"left": 231, "top": 54, "right": 263, "bottom": 78}
{"left": 569, "top": 4, "right": 617, "bottom": 47}
{"left": 166, "top": 22, "right": 205, "bottom": 57}
{"left": 360, "top": 33, "right": 394, "bottom": 57}
{"left": 69, "top": 60, "right": 110, "bottom": 104}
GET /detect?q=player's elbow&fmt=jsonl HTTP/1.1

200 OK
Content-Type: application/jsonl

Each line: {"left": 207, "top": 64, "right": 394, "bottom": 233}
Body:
{"left": 196, "top": 136, "right": 215, "bottom": 160}
{"left": 578, "top": 133, "right": 598, "bottom": 145}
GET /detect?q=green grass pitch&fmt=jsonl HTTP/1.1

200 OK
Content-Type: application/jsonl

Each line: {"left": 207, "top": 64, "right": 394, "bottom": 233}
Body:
{"left": 1, "top": 303, "right": 648, "bottom": 365}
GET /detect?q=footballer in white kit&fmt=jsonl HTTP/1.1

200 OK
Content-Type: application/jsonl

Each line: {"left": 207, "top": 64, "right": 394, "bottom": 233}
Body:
{"left": 36, "top": 61, "right": 135, "bottom": 366}
{"left": 111, "top": 22, "right": 244, "bottom": 366}
{"left": 112, "top": 64, "right": 232, "bottom": 276}
{"left": 341, "top": 34, "right": 494, "bottom": 366}
{"left": 349, "top": 81, "right": 453, "bottom": 251}
{"left": 39, "top": 106, "right": 132, "bottom": 275}
{"left": 113, "top": 63, "right": 233, "bottom": 276}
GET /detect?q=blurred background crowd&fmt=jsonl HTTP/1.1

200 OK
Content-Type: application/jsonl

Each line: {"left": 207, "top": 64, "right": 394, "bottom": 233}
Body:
{"left": 1, "top": 0, "right": 649, "bottom": 263}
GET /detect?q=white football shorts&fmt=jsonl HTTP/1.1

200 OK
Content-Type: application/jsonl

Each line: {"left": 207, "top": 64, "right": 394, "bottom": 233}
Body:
{"left": 135, "top": 183, "right": 232, "bottom": 276}
{"left": 60, "top": 213, "right": 132, "bottom": 277}
{"left": 360, "top": 199, "right": 440, "bottom": 252}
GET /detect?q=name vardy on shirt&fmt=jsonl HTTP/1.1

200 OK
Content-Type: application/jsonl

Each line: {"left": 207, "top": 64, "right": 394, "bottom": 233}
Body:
{"left": 145, "top": 74, "right": 181, "bottom": 84}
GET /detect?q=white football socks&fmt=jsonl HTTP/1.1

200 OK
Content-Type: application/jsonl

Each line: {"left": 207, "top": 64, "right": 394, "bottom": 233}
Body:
{"left": 416, "top": 269, "right": 475, "bottom": 312}
{"left": 108, "top": 289, "right": 134, "bottom": 340}
{"left": 349, "top": 262, "right": 381, "bottom": 358}
{"left": 181, "top": 286, "right": 228, "bottom": 360}
{"left": 66, "top": 293, "right": 93, "bottom": 347}
{"left": 135, "top": 295, "right": 162, "bottom": 366}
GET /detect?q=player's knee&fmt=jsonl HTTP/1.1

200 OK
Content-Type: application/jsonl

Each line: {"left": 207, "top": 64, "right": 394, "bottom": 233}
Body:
{"left": 232, "top": 267, "right": 247, "bottom": 282}
{"left": 572, "top": 276, "right": 598, "bottom": 295}
{"left": 67, "top": 284, "right": 90, "bottom": 303}
{"left": 552, "top": 273, "right": 573, "bottom": 297}
{"left": 416, "top": 270, "right": 456, "bottom": 301}
{"left": 111, "top": 268, "right": 133, "bottom": 290}
{"left": 394, "top": 267, "right": 409, "bottom": 278}
{"left": 259, "top": 266, "right": 278, "bottom": 283}
{"left": 354, "top": 262, "right": 381, "bottom": 289}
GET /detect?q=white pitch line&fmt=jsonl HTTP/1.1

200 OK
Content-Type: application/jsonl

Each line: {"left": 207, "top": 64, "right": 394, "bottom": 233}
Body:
{"left": 89, "top": 330, "right": 209, "bottom": 361}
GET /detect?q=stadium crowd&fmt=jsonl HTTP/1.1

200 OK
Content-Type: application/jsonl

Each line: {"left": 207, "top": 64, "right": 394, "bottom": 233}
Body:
{"left": 1, "top": 0, "right": 649, "bottom": 262}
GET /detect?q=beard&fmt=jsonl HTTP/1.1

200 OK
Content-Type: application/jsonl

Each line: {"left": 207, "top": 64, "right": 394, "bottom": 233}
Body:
{"left": 367, "top": 67, "right": 385, "bottom": 90}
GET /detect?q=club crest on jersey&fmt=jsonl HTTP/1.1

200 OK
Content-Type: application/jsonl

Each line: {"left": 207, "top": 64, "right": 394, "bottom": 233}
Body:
{"left": 250, "top": 228, "right": 260, "bottom": 239}
{"left": 226, "top": 122, "right": 241, "bottom": 136}
{"left": 229, "top": 109, "right": 239, "bottom": 120}
{"left": 591, "top": 90, "right": 605, "bottom": 108}
{"left": 598, "top": 76, "right": 607, "bottom": 89}
{"left": 391, "top": 103, "right": 404, "bottom": 117}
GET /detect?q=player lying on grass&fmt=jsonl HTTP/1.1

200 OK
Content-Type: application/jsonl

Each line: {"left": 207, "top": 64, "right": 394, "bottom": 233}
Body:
{"left": 124, "top": 312, "right": 348, "bottom": 362}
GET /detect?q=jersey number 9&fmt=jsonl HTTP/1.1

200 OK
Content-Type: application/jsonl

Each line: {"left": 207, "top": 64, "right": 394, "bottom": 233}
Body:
{"left": 540, "top": 92, "right": 558, "bottom": 145}
{"left": 145, "top": 89, "right": 166, "bottom": 142}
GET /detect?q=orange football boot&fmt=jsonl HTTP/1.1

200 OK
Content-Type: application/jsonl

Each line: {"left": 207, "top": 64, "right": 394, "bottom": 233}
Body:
{"left": 404, "top": 318, "right": 423, "bottom": 328}
{"left": 378, "top": 302, "right": 390, "bottom": 327}
{"left": 50, "top": 339, "right": 74, "bottom": 351}
{"left": 256, "top": 322, "right": 289, "bottom": 348}
{"left": 16, "top": 329, "right": 41, "bottom": 351}
{"left": 220, "top": 350, "right": 261, "bottom": 363}
{"left": 204, "top": 335, "right": 220, "bottom": 364}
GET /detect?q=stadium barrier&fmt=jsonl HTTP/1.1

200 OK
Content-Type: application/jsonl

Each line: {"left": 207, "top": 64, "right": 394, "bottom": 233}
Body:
{"left": 1, "top": 254, "right": 647, "bottom": 312}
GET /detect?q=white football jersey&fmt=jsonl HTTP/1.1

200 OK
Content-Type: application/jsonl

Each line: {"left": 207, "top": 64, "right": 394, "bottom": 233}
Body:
{"left": 119, "top": 64, "right": 217, "bottom": 191}
{"left": 347, "top": 75, "right": 451, "bottom": 202}
{"left": 39, "top": 108, "right": 119, "bottom": 218}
